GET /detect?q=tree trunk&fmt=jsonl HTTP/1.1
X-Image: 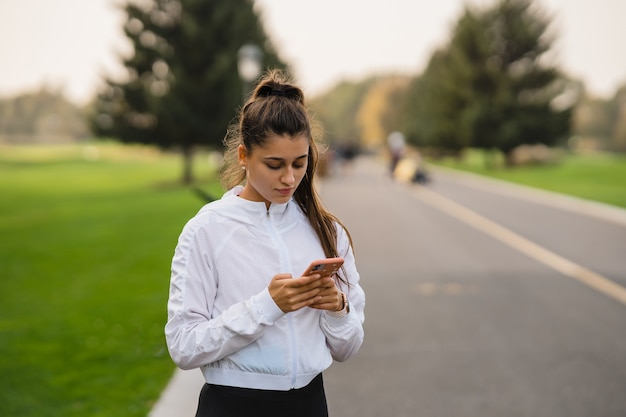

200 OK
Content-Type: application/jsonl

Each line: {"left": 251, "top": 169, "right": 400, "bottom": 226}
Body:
{"left": 182, "top": 145, "right": 194, "bottom": 184}
{"left": 484, "top": 149, "right": 496, "bottom": 170}
{"left": 504, "top": 150, "right": 516, "bottom": 167}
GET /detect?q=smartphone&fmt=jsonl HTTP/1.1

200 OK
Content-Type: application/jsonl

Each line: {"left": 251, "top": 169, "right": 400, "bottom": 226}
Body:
{"left": 301, "top": 257, "right": 344, "bottom": 278}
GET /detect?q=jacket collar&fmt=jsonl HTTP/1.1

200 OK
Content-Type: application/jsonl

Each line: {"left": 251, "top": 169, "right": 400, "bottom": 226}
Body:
{"left": 223, "top": 185, "right": 293, "bottom": 220}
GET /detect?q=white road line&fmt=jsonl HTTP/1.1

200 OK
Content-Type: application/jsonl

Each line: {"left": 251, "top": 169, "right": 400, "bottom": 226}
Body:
{"left": 407, "top": 184, "right": 626, "bottom": 306}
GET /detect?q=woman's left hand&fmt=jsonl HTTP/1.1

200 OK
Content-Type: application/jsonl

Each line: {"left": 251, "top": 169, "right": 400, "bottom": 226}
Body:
{"left": 309, "top": 277, "right": 343, "bottom": 311}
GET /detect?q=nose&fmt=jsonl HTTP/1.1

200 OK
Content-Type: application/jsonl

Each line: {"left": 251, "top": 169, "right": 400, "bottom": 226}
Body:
{"left": 281, "top": 167, "right": 295, "bottom": 185}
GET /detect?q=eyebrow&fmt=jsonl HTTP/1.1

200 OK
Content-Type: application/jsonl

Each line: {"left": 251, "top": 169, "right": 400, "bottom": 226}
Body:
{"left": 263, "top": 154, "right": 308, "bottom": 162}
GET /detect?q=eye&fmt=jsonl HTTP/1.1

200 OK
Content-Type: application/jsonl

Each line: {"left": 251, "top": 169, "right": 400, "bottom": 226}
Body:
{"left": 293, "top": 164, "right": 305, "bottom": 170}
{"left": 267, "top": 164, "right": 282, "bottom": 170}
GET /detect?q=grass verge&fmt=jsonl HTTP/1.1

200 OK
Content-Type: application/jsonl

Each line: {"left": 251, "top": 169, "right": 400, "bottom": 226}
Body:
{"left": 428, "top": 150, "right": 626, "bottom": 209}
{"left": 0, "top": 142, "right": 222, "bottom": 417}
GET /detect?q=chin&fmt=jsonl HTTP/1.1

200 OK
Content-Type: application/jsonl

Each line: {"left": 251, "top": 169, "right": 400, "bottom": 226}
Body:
{"left": 271, "top": 195, "right": 291, "bottom": 204}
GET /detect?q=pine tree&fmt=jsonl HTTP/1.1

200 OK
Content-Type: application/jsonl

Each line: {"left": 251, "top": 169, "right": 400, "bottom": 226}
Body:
{"left": 490, "top": 0, "right": 570, "bottom": 161}
{"left": 91, "top": 0, "right": 286, "bottom": 183}
{"left": 402, "top": 0, "right": 571, "bottom": 164}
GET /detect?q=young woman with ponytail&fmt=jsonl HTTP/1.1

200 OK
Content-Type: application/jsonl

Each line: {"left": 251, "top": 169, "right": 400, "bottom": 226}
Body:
{"left": 165, "top": 69, "right": 365, "bottom": 416}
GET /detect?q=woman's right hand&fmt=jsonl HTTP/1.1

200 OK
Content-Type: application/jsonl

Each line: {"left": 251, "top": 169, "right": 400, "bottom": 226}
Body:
{"left": 268, "top": 273, "right": 326, "bottom": 312}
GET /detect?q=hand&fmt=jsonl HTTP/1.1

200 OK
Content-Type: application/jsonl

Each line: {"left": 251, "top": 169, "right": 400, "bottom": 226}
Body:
{"left": 309, "top": 277, "right": 343, "bottom": 312}
{"left": 268, "top": 273, "right": 325, "bottom": 313}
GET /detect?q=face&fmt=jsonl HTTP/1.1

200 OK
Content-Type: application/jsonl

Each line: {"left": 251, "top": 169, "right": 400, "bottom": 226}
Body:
{"left": 238, "top": 133, "right": 310, "bottom": 208}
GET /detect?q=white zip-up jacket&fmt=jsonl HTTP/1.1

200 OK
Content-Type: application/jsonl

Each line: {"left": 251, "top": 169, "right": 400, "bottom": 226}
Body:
{"left": 165, "top": 186, "right": 365, "bottom": 391}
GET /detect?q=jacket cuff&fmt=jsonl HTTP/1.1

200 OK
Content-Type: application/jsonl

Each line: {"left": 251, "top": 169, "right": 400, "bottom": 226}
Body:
{"left": 250, "top": 288, "right": 285, "bottom": 324}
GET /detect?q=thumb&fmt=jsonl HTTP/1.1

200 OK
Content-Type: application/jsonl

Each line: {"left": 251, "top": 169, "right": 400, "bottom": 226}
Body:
{"left": 272, "top": 273, "right": 293, "bottom": 282}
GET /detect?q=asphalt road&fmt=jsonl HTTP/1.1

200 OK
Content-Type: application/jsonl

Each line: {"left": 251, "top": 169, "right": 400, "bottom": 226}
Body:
{"left": 321, "top": 156, "right": 626, "bottom": 417}
{"left": 150, "top": 155, "right": 626, "bottom": 417}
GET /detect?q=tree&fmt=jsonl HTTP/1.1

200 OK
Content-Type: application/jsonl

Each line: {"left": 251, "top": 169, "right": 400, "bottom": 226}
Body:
{"left": 0, "top": 87, "right": 88, "bottom": 143}
{"left": 488, "top": 0, "right": 570, "bottom": 161}
{"left": 400, "top": 47, "right": 471, "bottom": 156}
{"left": 402, "top": 0, "right": 571, "bottom": 164}
{"left": 356, "top": 75, "right": 409, "bottom": 149}
{"left": 90, "top": 0, "right": 286, "bottom": 183}
{"left": 572, "top": 95, "right": 612, "bottom": 146}
{"left": 309, "top": 78, "right": 375, "bottom": 146}
{"left": 609, "top": 84, "right": 626, "bottom": 152}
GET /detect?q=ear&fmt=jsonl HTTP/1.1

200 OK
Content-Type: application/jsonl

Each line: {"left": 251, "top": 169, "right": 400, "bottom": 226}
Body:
{"left": 237, "top": 145, "right": 247, "bottom": 167}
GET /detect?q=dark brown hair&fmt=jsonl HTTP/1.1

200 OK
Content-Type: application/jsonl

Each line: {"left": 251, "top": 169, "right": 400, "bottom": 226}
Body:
{"left": 221, "top": 69, "right": 353, "bottom": 287}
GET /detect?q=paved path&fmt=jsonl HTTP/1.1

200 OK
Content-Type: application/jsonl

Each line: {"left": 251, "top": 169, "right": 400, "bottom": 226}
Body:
{"left": 148, "top": 368, "right": 204, "bottom": 417}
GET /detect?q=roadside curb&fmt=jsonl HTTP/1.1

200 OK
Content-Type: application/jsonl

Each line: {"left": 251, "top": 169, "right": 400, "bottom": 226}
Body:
{"left": 148, "top": 369, "right": 204, "bottom": 417}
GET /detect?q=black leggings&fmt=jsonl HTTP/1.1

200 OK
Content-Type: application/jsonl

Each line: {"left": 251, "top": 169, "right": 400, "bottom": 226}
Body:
{"left": 195, "top": 374, "right": 329, "bottom": 417}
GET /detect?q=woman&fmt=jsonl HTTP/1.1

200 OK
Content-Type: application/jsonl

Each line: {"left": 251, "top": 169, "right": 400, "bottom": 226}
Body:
{"left": 165, "top": 69, "right": 365, "bottom": 416}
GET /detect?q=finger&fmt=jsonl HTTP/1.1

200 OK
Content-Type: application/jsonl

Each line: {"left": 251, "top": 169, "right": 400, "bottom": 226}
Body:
{"left": 319, "top": 277, "right": 336, "bottom": 288}
{"left": 290, "top": 276, "right": 327, "bottom": 294}
{"left": 289, "top": 287, "right": 323, "bottom": 304}
{"left": 296, "top": 273, "right": 321, "bottom": 285}
{"left": 315, "top": 279, "right": 339, "bottom": 294}
{"left": 283, "top": 291, "right": 323, "bottom": 312}
{"left": 309, "top": 301, "right": 339, "bottom": 311}
{"left": 314, "top": 288, "right": 335, "bottom": 298}
{"left": 310, "top": 293, "right": 342, "bottom": 311}
{"left": 272, "top": 273, "right": 294, "bottom": 282}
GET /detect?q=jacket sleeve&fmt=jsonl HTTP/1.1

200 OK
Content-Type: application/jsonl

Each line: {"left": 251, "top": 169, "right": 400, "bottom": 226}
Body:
{"left": 319, "top": 224, "right": 365, "bottom": 362}
{"left": 164, "top": 219, "right": 285, "bottom": 370}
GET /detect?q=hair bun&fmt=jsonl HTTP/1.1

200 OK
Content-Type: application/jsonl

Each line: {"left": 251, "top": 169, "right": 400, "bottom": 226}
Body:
{"left": 256, "top": 83, "right": 302, "bottom": 102}
{"left": 257, "top": 85, "right": 286, "bottom": 97}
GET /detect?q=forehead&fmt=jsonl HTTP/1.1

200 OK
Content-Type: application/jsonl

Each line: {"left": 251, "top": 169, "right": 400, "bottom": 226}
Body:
{"left": 252, "top": 133, "right": 310, "bottom": 157}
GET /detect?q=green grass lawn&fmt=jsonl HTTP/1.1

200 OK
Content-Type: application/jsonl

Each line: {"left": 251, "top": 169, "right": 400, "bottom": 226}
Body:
{"left": 429, "top": 150, "right": 626, "bottom": 209}
{"left": 0, "top": 142, "right": 223, "bottom": 417}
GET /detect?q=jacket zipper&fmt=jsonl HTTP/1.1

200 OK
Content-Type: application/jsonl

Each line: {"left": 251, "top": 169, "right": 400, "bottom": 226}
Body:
{"left": 264, "top": 205, "right": 298, "bottom": 388}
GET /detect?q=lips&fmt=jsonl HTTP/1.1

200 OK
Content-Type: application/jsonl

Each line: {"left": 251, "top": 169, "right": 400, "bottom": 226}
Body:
{"left": 277, "top": 188, "right": 292, "bottom": 196}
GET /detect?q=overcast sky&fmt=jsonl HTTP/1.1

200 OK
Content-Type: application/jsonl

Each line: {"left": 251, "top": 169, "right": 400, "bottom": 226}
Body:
{"left": 0, "top": 0, "right": 624, "bottom": 104}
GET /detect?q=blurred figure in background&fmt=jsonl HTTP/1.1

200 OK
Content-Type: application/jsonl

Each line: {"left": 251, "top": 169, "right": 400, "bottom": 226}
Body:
{"left": 335, "top": 141, "right": 359, "bottom": 176}
{"left": 387, "top": 131, "right": 406, "bottom": 177}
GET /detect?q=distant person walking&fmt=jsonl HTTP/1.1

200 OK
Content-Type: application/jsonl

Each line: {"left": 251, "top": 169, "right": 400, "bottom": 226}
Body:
{"left": 336, "top": 141, "right": 359, "bottom": 176}
{"left": 165, "top": 69, "right": 365, "bottom": 417}
{"left": 387, "top": 131, "right": 406, "bottom": 177}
